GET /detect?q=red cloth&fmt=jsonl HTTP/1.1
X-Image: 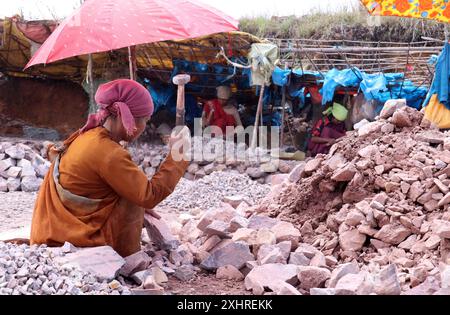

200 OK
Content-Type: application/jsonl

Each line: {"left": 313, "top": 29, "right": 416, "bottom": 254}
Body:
{"left": 308, "top": 117, "right": 346, "bottom": 156}
{"left": 204, "top": 99, "right": 236, "bottom": 133}
{"left": 80, "top": 79, "right": 154, "bottom": 136}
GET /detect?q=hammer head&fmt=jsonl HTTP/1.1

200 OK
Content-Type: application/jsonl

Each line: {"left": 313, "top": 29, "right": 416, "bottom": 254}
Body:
{"left": 172, "top": 74, "right": 191, "bottom": 86}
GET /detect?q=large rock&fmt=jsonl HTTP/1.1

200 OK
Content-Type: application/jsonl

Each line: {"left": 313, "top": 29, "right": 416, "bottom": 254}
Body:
{"left": 416, "top": 130, "right": 446, "bottom": 144}
{"left": 358, "top": 121, "right": 384, "bottom": 137}
{"left": 358, "top": 145, "right": 378, "bottom": 158}
{"left": 197, "top": 206, "right": 237, "bottom": 231}
{"left": 374, "top": 224, "right": 412, "bottom": 245}
{"left": 247, "top": 215, "right": 279, "bottom": 230}
{"left": 380, "top": 99, "right": 406, "bottom": 119}
{"left": 335, "top": 272, "right": 374, "bottom": 295}
{"left": 200, "top": 242, "right": 254, "bottom": 271}
{"left": 216, "top": 265, "right": 244, "bottom": 280}
{"left": 391, "top": 110, "right": 412, "bottom": 128}
{"left": 119, "top": 251, "right": 152, "bottom": 277}
{"left": 6, "top": 178, "right": 21, "bottom": 192}
{"left": 339, "top": 229, "right": 366, "bottom": 251}
{"left": 0, "top": 158, "right": 15, "bottom": 172}
{"left": 244, "top": 264, "right": 299, "bottom": 295}
{"left": 434, "top": 220, "right": 450, "bottom": 239}
{"left": 329, "top": 263, "right": 360, "bottom": 288}
{"left": 297, "top": 266, "right": 331, "bottom": 290}
{"left": 55, "top": 246, "right": 125, "bottom": 281}
{"left": 5, "top": 145, "right": 25, "bottom": 160}
{"left": 246, "top": 167, "right": 265, "bottom": 179}
{"left": 6, "top": 166, "right": 21, "bottom": 178}
{"left": 144, "top": 215, "right": 180, "bottom": 251}
{"left": 21, "top": 176, "right": 43, "bottom": 192}
{"left": 304, "top": 158, "right": 322, "bottom": 173}
{"left": 288, "top": 162, "right": 305, "bottom": 183}
{"left": 331, "top": 164, "right": 357, "bottom": 182}
{"left": 270, "top": 221, "right": 301, "bottom": 249}
{"left": 232, "top": 228, "right": 257, "bottom": 245}
{"left": 204, "top": 220, "right": 229, "bottom": 238}
{"left": 0, "top": 178, "right": 7, "bottom": 192}
{"left": 374, "top": 265, "right": 401, "bottom": 295}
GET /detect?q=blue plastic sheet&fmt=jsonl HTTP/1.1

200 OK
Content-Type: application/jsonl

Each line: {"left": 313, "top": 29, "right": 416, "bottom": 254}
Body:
{"left": 272, "top": 67, "right": 290, "bottom": 86}
{"left": 424, "top": 43, "right": 450, "bottom": 109}
{"left": 321, "top": 68, "right": 362, "bottom": 104}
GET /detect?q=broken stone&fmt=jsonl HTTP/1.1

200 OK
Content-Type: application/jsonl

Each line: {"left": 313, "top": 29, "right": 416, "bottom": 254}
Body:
{"left": 255, "top": 228, "right": 276, "bottom": 247}
{"left": 216, "top": 265, "right": 244, "bottom": 281}
{"left": 358, "top": 145, "right": 378, "bottom": 158}
{"left": 260, "top": 248, "right": 285, "bottom": 265}
{"left": 232, "top": 228, "right": 257, "bottom": 245}
{"left": 297, "top": 266, "right": 331, "bottom": 291}
{"left": 6, "top": 166, "right": 21, "bottom": 178}
{"left": 204, "top": 220, "right": 229, "bottom": 238}
{"left": 55, "top": 246, "right": 125, "bottom": 281}
{"left": 374, "top": 224, "right": 412, "bottom": 245}
{"left": 288, "top": 252, "right": 310, "bottom": 266}
{"left": 228, "top": 216, "right": 249, "bottom": 233}
{"left": 5, "top": 145, "right": 25, "bottom": 160}
{"left": 358, "top": 121, "right": 384, "bottom": 137}
{"left": 6, "top": 178, "right": 21, "bottom": 192}
{"left": 374, "top": 265, "right": 401, "bottom": 295}
{"left": 274, "top": 282, "right": 302, "bottom": 295}
{"left": 304, "top": 158, "right": 322, "bottom": 173}
{"left": 380, "top": 99, "right": 406, "bottom": 119}
{"left": 246, "top": 167, "right": 265, "bottom": 179}
{"left": 144, "top": 215, "right": 180, "bottom": 251}
{"left": 270, "top": 221, "right": 301, "bottom": 249}
{"left": 120, "top": 251, "right": 151, "bottom": 277}
{"left": 329, "top": 263, "right": 360, "bottom": 288}
{"left": 151, "top": 266, "right": 168, "bottom": 285}
{"left": 408, "top": 181, "right": 424, "bottom": 202}
{"left": 434, "top": 220, "right": 450, "bottom": 239}
{"left": 20, "top": 176, "right": 43, "bottom": 192}
{"left": 174, "top": 265, "right": 195, "bottom": 282}
{"left": 391, "top": 110, "right": 413, "bottom": 128}
{"left": 425, "top": 234, "right": 441, "bottom": 250}
{"left": 331, "top": 164, "right": 357, "bottom": 182}
{"left": 223, "top": 195, "right": 245, "bottom": 208}
{"left": 310, "top": 288, "right": 337, "bottom": 295}
{"left": 335, "top": 272, "right": 373, "bottom": 295}
{"left": 0, "top": 158, "right": 15, "bottom": 172}
{"left": 288, "top": 162, "right": 305, "bottom": 183}
{"left": 247, "top": 215, "right": 279, "bottom": 230}
{"left": 199, "top": 235, "right": 222, "bottom": 252}
{"left": 200, "top": 242, "right": 254, "bottom": 271}
{"left": 197, "top": 206, "right": 237, "bottom": 232}
{"left": 339, "top": 229, "right": 366, "bottom": 251}
{"left": 438, "top": 193, "right": 450, "bottom": 208}
{"left": 244, "top": 264, "right": 299, "bottom": 295}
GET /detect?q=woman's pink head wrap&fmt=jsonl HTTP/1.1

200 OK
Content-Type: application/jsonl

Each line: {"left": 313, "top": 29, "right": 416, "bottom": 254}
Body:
{"left": 80, "top": 79, "right": 154, "bottom": 135}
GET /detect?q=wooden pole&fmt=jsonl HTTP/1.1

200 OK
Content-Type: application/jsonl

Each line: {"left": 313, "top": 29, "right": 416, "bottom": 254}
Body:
{"left": 87, "top": 53, "right": 95, "bottom": 113}
{"left": 128, "top": 46, "right": 137, "bottom": 80}
{"left": 251, "top": 85, "right": 265, "bottom": 149}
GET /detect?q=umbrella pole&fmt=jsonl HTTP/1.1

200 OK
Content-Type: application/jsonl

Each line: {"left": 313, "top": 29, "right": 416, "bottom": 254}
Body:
{"left": 87, "top": 53, "right": 95, "bottom": 112}
{"left": 128, "top": 46, "right": 137, "bottom": 80}
{"left": 251, "top": 85, "right": 265, "bottom": 149}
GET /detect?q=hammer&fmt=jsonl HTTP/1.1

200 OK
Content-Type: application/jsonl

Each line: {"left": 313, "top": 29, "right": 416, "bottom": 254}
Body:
{"left": 172, "top": 74, "right": 191, "bottom": 126}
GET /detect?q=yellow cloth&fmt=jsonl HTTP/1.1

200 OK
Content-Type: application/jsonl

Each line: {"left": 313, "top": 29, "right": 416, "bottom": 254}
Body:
{"left": 361, "top": 0, "right": 450, "bottom": 24}
{"left": 424, "top": 94, "right": 450, "bottom": 129}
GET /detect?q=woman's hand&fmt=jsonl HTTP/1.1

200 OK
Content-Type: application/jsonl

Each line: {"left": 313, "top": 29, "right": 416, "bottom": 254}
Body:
{"left": 169, "top": 126, "right": 191, "bottom": 162}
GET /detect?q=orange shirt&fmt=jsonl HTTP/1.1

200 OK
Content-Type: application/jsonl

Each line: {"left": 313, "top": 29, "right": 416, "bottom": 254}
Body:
{"left": 30, "top": 127, "right": 189, "bottom": 256}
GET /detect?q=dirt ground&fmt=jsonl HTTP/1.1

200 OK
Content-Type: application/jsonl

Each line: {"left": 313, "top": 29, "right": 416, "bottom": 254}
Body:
{"left": 0, "top": 192, "right": 36, "bottom": 232}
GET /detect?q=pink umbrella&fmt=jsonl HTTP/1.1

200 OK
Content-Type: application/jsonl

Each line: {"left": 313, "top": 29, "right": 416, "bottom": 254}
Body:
{"left": 25, "top": 0, "right": 238, "bottom": 69}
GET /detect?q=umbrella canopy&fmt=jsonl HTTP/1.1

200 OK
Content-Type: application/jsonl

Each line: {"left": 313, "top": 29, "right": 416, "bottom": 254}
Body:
{"left": 361, "top": 0, "right": 450, "bottom": 23}
{"left": 25, "top": 0, "right": 238, "bottom": 69}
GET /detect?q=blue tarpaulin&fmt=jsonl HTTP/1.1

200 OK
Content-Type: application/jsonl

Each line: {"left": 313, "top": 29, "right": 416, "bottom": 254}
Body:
{"left": 424, "top": 42, "right": 450, "bottom": 109}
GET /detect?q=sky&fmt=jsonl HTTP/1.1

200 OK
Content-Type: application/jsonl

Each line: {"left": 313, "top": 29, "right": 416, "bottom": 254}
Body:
{"left": 0, "top": 0, "right": 359, "bottom": 20}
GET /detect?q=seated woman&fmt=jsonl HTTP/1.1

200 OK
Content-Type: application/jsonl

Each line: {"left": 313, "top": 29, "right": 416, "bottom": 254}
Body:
{"left": 223, "top": 98, "right": 243, "bottom": 128}
{"left": 30, "top": 79, "right": 190, "bottom": 257}
{"left": 202, "top": 86, "right": 237, "bottom": 135}
{"left": 308, "top": 102, "right": 348, "bottom": 156}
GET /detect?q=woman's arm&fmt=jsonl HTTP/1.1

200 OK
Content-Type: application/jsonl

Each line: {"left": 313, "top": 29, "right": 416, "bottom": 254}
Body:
{"left": 99, "top": 145, "right": 189, "bottom": 209}
{"left": 310, "top": 136, "right": 335, "bottom": 145}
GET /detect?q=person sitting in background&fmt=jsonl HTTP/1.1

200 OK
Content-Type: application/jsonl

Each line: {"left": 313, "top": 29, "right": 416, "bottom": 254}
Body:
{"left": 202, "top": 86, "right": 237, "bottom": 135}
{"left": 308, "top": 102, "right": 348, "bottom": 156}
{"left": 223, "top": 98, "right": 243, "bottom": 127}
